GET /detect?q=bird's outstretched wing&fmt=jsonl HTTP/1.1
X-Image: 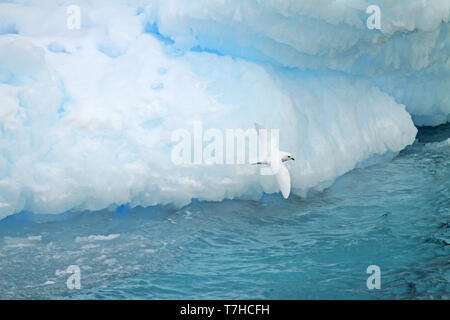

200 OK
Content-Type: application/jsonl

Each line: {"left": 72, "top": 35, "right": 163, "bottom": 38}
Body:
{"left": 255, "top": 123, "right": 291, "bottom": 199}
{"left": 276, "top": 162, "right": 291, "bottom": 199}
{"left": 254, "top": 122, "right": 266, "bottom": 134}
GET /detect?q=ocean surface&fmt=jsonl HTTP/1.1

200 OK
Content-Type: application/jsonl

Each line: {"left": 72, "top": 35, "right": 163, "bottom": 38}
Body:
{"left": 0, "top": 124, "right": 448, "bottom": 300}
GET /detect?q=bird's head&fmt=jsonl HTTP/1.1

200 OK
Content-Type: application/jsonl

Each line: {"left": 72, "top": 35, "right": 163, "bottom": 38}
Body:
{"left": 281, "top": 153, "right": 295, "bottom": 162}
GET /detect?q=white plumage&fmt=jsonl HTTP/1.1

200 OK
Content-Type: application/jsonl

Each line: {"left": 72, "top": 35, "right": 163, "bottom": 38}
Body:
{"left": 253, "top": 123, "right": 294, "bottom": 199}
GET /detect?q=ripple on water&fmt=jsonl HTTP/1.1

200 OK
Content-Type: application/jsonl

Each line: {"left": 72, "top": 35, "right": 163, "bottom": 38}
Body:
{"left": 0, "top": 125, "right": 449, "bottom": 299}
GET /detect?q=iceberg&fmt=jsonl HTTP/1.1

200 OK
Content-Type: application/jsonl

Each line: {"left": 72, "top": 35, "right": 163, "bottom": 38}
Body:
{"left": 0, "top": 0, "right": 448, "bottom": 218}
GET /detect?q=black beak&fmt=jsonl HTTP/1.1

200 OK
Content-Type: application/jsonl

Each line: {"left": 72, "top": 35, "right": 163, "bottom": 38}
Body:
{"left": 292, "top": 158, "right": 295, "bottom": 161}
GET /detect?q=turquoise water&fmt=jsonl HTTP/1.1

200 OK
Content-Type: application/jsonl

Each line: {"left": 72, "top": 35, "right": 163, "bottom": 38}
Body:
{"left": 0, "top": 125, "right": 448, "bottom": 299}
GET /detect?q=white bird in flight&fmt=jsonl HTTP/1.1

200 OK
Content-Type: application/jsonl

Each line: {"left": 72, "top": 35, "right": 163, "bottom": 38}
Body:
{"left": 253, "top": 123, "right": 295, "bottom": 199}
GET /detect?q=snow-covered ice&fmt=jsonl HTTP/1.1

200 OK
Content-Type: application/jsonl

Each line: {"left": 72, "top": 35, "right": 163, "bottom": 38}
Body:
{"left": 0, "top": 0, "right": 448, "bottom": 218}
